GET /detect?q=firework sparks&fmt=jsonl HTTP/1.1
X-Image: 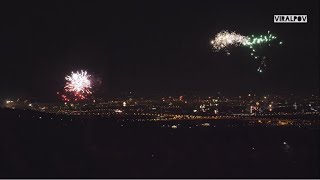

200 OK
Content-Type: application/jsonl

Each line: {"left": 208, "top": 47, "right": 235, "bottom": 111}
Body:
{"left": 243, "top": 32, "right": 280, "bottom": 72}
{"left": 63, "top": 70, "right": 92, "bottom": 101}
{"left": 211, "top": 30, "right": 249, "bottom": 52}
{"left": 211, "top": 30, "right": 282, "bottom": 73}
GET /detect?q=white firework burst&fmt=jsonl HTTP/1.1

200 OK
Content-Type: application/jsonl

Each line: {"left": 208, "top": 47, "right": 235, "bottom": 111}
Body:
{"left": 64, "top": 70, "right": 92, "bottom": 98}
{"left": 211, "top": 30, "right": 249, "bottom": 51}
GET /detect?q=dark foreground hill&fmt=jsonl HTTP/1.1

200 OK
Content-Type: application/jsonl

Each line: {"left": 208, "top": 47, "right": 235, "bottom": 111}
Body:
{"left": 0, "top": 108, "right": 319, "bottom": 178}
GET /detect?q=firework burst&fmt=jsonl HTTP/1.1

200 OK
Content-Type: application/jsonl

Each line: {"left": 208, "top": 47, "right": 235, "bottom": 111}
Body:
{"left": 211, "top": 30, "right": 282, "bottom": 73}
{"left": 63, "top": 70, "right": 92, "bottom": 101}
{"left": 211, "top": 30, "right": 249, "bottom": 52}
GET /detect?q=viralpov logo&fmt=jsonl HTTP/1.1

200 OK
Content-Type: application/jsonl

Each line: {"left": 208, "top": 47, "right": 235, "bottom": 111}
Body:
{"left": 274, "top": 15, "right": 307, "bottom": 23}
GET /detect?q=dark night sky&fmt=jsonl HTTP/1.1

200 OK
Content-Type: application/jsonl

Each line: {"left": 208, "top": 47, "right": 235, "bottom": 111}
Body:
{"left": 0, "top": 0, "right": 319, "bottom": 101}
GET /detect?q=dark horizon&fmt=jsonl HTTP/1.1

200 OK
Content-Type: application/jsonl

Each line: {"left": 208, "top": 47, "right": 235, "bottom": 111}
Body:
{"left": 1, "top": 0, "right": 319, "bottom": 101}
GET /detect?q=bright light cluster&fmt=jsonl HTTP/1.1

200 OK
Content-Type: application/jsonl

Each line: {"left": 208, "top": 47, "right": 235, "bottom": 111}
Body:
{"left": 63, "top": 70, "right": 92, "bottom": 101}
{"left": 211, "top": 30, "right": 249, "bottom": 51}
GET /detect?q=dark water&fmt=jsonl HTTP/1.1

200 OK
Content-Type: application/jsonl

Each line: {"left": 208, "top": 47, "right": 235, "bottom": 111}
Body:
{"left": 0, "top": 109, "right": 319, "bottom": 178}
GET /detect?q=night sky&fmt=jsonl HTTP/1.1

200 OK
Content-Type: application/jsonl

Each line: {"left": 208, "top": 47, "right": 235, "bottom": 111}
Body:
{"left": 0, "top": 0, "right": 319, "bottom": 101}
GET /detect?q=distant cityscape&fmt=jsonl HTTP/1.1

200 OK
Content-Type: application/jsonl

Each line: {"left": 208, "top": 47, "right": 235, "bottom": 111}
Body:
{"left": 2, "top": 93, "right": 319, "bottom": 128}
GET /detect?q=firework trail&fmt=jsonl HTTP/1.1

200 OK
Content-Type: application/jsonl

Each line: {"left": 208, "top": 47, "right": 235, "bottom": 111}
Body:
{"left": 211, "top": 30, "right": 282, "bottom": 73}
{"left": 244, "top": 31, "right": 282, "bottom": 73}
